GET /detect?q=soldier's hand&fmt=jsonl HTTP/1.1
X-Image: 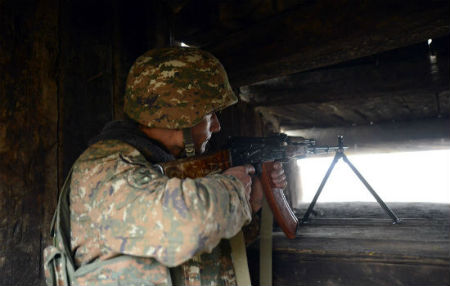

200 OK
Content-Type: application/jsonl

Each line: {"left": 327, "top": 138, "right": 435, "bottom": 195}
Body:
{"left": 271, "top": 162, "right": 287, "bottom": 189}
{"left": 223, "top": 165, "right": 255, "bottom": 200}
{"left": 250, "top": 162, "right": 287, "bottom": 213}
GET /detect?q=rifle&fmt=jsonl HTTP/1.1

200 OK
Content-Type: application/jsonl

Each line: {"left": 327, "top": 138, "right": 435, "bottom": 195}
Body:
{"left": 160, "top": 133, "right": 340, "bottom": 239}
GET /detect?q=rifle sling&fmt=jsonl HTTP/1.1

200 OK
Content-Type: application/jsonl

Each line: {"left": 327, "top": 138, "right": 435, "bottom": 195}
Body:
{"left": 229, "top": 231, "right": 252, "bottom": 286}
{"left": 260, "top": 196, "right": 273, "bottom": 286}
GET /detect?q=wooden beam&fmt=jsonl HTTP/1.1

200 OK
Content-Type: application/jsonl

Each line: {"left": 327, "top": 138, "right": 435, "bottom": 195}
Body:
{"left": 255, "top": 88, "right": 450, "bottom": 129}
{"left": 248, "top": 203, "right": 449, "bottom": 286}
{"left": 240, "top": 38, "right": 449, "bottom": 106}
{"left": 199, "top": 0, "right": 449, "bottom": 87}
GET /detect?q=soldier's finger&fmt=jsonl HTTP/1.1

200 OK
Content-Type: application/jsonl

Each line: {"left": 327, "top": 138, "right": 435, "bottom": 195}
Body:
{"left": 223, "top": 166, "right": 252, "bottom": 189}
{"left": 272, "top": 174, "right": 286, "bottom": 184}
{"left": 272, "top": 176, "right": 287, "bottom": 186}
{"left": 245, "top": 164, "right": 255, "bottom": 175}
{"left": 271, "top": 168, "right": 284, "bottom": 179}
{"left": 275, "top": 180, "right": 288, "bottom": 189}
{"left": 273, "top": 162, "right": 283, "bottom": 169}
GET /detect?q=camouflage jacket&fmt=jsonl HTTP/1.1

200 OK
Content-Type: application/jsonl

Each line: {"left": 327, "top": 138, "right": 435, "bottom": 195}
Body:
{"left": 69, "top": 139, "right": 252, "bottom": 285}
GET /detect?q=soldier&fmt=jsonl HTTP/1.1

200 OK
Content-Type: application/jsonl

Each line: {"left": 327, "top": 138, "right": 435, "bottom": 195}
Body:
{"left": 44, "top": 47, "right": 286, "bottom": 286}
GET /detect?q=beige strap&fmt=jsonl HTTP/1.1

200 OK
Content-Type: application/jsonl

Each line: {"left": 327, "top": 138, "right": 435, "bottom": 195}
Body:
{"left": 260, "top": 196, "right": 273, "bottom": 286}
{"left": 230, "top": 231, "right": 252, "bottom": 286}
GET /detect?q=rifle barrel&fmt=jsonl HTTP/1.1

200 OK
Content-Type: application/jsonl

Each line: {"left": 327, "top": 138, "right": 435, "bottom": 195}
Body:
{"left": 307, "top": 146, "right": 347, "bottom": 154}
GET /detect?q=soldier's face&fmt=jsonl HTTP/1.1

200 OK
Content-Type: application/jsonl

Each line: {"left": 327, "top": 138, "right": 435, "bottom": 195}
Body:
{"left": 191, "top": 112, "right": 221, "bottom": 154}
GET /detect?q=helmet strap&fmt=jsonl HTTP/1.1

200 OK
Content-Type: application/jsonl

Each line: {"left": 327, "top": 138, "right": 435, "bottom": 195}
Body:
{"left": 182, "top": 128, "right": 195, "bottom": 157}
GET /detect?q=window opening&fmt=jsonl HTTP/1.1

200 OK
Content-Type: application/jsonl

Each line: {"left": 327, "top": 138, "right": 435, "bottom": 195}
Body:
{"left": 295, "top": 149, "right": 450, "bottom": 208}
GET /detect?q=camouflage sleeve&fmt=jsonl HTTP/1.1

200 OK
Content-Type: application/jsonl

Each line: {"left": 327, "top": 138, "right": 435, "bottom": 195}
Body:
{"left": 98, "top": 155, "right": 252, "bottom": 267}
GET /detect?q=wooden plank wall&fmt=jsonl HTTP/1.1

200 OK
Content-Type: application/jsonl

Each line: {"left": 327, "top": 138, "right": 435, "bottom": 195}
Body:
{"left": 59, "top": 0, "right": 170, "bottom": 178}
{"left": 0, "top": 0, "right": 169, "bottom": 285}
{"left": 248, "top": 203, "right": 450, "bottom": 286}
{"left": 0, "top": 1, "right": 59, "bottom": 285}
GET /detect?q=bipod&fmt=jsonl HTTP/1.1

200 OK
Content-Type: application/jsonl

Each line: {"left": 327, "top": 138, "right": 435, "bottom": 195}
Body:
{"left": 301, "top": 136, "right": 401, "bottom": 224}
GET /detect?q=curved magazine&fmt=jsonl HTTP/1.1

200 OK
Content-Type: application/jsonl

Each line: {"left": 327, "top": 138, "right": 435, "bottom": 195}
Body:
{"left": 261, "top": 161, "right": 298, "bottom": 239}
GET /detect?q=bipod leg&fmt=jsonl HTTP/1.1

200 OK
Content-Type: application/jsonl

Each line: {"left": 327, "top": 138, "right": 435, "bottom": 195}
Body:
{"left": 341, "top": 153, "right": 401, "bottom": 224}
{"left": 301, "top": 152, "right": 342, "bottom": 224}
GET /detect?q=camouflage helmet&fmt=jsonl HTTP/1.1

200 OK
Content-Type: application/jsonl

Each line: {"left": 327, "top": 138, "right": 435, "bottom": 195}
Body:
{"left": 124, "top": 47, "right": 237, "bottom": 129}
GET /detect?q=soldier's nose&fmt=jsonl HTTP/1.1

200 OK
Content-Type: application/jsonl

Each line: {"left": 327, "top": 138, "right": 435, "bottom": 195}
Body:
{"left": 210, "top": 112, "right": 221, "bottom": 133}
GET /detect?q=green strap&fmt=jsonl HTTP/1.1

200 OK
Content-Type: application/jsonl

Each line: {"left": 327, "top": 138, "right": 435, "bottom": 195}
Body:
{"left": 49, "top": 168, "right": 76, "bottom": 283}
{"left": 182, "top": 128, "right": 195, "bottom": 157}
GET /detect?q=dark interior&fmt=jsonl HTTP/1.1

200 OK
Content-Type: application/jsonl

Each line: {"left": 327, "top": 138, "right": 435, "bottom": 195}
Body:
{"left": 0, "top": 0, "right": 448, "bottom": 285}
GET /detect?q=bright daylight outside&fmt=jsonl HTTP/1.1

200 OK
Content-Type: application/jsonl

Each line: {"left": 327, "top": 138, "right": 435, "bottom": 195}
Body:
{"left": 296, "top": 149, "right": 450, "bottom": 207}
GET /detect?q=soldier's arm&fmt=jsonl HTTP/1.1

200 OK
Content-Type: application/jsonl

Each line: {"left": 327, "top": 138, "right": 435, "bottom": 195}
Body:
{"left": 97, "top": 159, "right": 252, "bottom": 267}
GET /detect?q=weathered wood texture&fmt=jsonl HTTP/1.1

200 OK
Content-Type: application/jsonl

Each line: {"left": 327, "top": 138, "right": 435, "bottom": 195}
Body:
{"left": 173, "top": 0, "right": 302, "bottom": 46}
{"left": 249, "top": 38, "right": 450, "bottom": 130}
{"left": 248, "top": 203, "right": 450, "bottom": 286}
{"left": 59, "top": 0, "right": 115, "bottom": 177}
{"left": 0, "top": 0, "right": 59, "bottom": 285}
{"left": 241, "top": 38, "right": 449, "bottom": 107}
{"left": 0, "top": 1, "right": 170, "bottom": 285}
{"left": 111, "top": 0, "right": 171, "bottom": 120}
{"left": 263, "top": 90, "right": 449, "bottom": 129}
{"left": 175, "top": 0, "right": 449, "bottom": 87}
{"left": 60, "top": 0, "right": 170, "bottom": 178}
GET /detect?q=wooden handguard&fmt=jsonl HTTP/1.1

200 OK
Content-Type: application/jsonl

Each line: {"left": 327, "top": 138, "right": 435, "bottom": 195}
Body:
{"left": 161, "top": 150, "right": 232, "bottom": 179}
{"left": 160, "top": 151, "right": 298, "bottom": 239}
{"left": 261, "top": 161, "right": 298, "bottom": 239}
